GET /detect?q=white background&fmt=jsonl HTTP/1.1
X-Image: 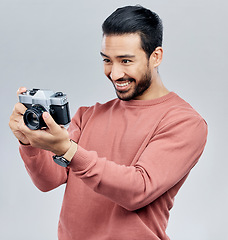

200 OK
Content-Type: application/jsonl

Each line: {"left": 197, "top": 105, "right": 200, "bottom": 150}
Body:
{"left": 0, "top": 0, "right": 227, "bottom": 239}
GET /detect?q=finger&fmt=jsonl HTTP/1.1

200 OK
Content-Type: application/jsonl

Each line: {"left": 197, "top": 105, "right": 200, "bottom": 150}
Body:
{"left": 17, "top": 87, "right": 27, "bottom": 98}
{"left": 14, "top": 102, "right": 27, "bottom": 115}
{"left": 18, "top": 118, "right": 30, "bottom": 132}
{"left": 9, "top": 122, "right": 30, "bottom": 144}
{"left": 15, "top": 127, "right": 30, "bottom": 145}
{"left": 42, "top": 112, "right": 60, "bottom": 134}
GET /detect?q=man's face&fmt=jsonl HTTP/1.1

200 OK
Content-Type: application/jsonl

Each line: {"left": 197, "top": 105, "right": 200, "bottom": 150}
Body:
{"left": 101, "top": 34, "right": 153, "bottom": 101}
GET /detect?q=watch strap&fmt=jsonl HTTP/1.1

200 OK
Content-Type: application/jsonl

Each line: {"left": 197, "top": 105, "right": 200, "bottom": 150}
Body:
{"left": 62, "top": 139, "right": 78, "bottom": 162}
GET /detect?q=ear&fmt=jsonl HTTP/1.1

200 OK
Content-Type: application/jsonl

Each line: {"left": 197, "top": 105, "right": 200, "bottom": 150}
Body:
{"left": 149, "top": 47, "right": 163, "bottom": 68}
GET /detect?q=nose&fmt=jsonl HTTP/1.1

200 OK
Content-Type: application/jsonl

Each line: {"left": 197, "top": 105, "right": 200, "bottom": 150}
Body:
{"left": 109, "top": 65, "right": 125, "bottom": 81}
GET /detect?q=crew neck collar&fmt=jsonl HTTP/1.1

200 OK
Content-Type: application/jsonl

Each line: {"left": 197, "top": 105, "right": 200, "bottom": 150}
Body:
{"left": 120, "top": 92, "right": 176, "bottom": 107}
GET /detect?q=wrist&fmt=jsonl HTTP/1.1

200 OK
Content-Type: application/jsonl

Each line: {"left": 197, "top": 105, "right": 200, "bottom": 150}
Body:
{"left": 55, "top": 140, "right": 72, "bottom": 156}
{"left": 53, "top": 140, "right": 78, "bottom": 167}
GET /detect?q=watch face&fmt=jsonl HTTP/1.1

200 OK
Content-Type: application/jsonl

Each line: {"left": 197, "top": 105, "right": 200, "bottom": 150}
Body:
{"left": 53, "top": 156, "right": 70, "bottom": 167}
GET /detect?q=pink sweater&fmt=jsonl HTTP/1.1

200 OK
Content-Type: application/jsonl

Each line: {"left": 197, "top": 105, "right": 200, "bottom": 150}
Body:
{"left": 20, "top": 92, "right": 207, "bottom": 240}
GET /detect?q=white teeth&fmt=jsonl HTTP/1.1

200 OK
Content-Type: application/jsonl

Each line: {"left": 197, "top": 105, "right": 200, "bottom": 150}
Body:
{"left": 115, "top": 82, "right": 130, "bottom": 87}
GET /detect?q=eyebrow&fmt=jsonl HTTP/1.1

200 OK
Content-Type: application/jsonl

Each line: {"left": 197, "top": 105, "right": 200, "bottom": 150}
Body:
{"left": 100, "top": 52, "right": 135, "bottom": 59}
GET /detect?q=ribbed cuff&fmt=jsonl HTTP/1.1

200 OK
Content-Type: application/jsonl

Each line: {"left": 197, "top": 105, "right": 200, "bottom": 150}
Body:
{"left": 69, "top": 146, "right": 97, "bottom": 172}
{"left": 19, "top": 144, "right": 41, "bottom": 157}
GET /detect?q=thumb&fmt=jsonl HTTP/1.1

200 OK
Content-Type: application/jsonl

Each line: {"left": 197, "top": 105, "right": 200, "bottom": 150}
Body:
{"left": 42, "top": 112, "right": 59, "bottom": 133}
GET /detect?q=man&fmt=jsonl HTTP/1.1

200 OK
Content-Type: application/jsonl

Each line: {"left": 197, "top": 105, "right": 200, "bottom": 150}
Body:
{"left": 9, "top": 5, "right": 207, "bottom": 240}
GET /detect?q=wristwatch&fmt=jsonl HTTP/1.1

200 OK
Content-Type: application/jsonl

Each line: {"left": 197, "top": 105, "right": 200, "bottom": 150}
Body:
{"left": 53, "top": 140, "right": 78, "bottom": 167}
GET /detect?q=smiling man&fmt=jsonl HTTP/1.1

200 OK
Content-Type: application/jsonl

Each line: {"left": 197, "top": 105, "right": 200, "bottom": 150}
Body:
{"left": 9, "top": 5, "right": 208, "bottom": 240}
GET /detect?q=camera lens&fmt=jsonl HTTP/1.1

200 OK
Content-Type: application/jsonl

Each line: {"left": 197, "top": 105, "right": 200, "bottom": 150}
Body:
{"left": 27, "top": 113, "right": 39, "bottom": 126}
{"left": 23, "top": 105, "right": 47, "bottom": 130}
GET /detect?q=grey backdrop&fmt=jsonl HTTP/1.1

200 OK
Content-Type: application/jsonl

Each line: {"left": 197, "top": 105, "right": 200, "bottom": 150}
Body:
{"left": 1, "top": 0, "right": 227, "bottom": 239}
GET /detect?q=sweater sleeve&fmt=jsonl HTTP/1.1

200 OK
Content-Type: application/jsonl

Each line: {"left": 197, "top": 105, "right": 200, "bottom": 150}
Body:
{"left": 69, "top": 111, "right": 208, "bottom": 211}
{"left": 19, "top": 145, "right": 68, "bottom": 192}
{"left": 19, "top": 106, "right": 89, "bottom": 192}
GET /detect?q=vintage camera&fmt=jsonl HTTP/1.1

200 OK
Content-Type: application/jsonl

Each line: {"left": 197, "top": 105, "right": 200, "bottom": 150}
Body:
{"left": 19, "top": 88, "right": 71, "bottom": 130}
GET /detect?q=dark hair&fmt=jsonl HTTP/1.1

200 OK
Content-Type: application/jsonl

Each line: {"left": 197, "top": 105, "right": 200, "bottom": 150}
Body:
{"left": 102, "top": 5, "right": 163, "bottom": 58}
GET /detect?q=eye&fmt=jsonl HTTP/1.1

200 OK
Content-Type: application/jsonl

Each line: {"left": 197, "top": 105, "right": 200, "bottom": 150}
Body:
{"left": 103, "top": 58, "right": 111, "bottom": 64}
{"left": 122, "top": 59, "right": 132, "bottom": 64}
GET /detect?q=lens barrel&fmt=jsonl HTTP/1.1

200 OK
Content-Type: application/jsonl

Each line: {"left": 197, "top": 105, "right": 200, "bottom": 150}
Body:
{"left": 23, "top": 105, "right": 47, "bottom": 130}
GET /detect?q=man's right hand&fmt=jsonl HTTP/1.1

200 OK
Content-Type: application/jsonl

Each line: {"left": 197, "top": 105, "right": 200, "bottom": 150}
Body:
{"left": 9, "top": 87, "right": 30, "bottom": 145}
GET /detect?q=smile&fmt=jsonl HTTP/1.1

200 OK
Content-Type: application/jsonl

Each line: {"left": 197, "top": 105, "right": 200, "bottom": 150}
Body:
{"left": 115, "top": 81, "right": 131, "bottom": 87}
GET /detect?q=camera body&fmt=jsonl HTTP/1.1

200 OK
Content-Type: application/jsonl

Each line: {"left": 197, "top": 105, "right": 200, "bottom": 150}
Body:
{"left": 19, "top": 88, "right": 71, "bottom": 130}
